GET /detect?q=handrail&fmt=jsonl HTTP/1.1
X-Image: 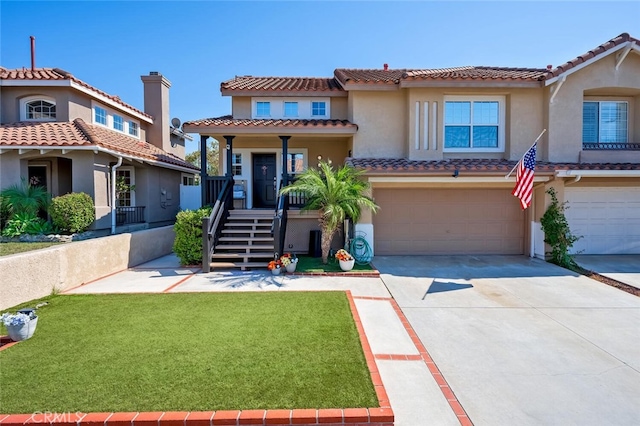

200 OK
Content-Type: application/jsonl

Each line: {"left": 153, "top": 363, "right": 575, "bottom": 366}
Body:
{"left": 272, "top": 180, "right": 290, "bottom": 259}
{"left": 202, "top": 177, "right": 233, "bottom": 272}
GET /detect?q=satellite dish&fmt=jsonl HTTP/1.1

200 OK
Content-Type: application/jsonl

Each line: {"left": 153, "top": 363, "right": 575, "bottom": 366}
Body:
{"left": 171, "top": 117, "right": 181, "bottom": 128}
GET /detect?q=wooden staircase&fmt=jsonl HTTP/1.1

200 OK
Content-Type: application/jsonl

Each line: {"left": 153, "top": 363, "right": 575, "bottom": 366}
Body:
{"left": 208, "top": 209, "right": 275, "bottom": 271}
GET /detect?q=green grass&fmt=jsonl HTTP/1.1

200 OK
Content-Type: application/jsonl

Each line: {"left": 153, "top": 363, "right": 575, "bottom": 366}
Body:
{"left": 0, "top": 293, "right": 377, "bottom": 413}
{"left": 295, "top": 255, "right": 374, "bottom": 273}
{"left": 0, "top": 242, "right": 61, "bottom": 256}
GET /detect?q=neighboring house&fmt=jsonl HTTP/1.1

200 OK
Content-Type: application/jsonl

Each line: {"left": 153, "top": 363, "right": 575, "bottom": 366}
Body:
{"left": 0, "top": 67, "right": 199, "bottom": 232}
{"left": 184, "top": 33, "right": 640, "bottom": 268}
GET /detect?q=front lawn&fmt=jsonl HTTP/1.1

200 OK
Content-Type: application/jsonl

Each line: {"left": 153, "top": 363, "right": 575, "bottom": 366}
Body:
{"left": 296, "top": 255, "right": 374, "bottom": 273}
{"left": 0, "top": 293, "right": 377, "bottom": 413}
{"left": 0, "top": 242, "right": 61, "bottom": 256}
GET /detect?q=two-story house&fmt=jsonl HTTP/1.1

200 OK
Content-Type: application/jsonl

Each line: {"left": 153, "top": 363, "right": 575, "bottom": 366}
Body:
{"left": 184, "top": 33, "right": 640, "bottom": 270}
{"left": 0, "top": 67, "right": 199, "bottom": 233}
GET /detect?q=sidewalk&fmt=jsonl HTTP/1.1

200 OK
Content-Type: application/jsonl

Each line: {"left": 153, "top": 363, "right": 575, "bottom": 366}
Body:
{"left": 64, "top": 254, "right": 468, "bottom": 426}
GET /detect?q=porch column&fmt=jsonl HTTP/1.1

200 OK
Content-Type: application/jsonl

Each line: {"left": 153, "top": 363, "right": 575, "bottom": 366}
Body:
{"left": 279, "top": 135, "right": 290, "bottom": 186}
{"left": 200, "top": 135, "right": 208, "bottom": 207}
{"left": 224, "top": 135, "right": 235, "bottom": 179}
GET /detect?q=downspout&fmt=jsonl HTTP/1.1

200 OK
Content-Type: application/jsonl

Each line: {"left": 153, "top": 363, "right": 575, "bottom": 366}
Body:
{"left": 565, "top": 175, "right": 582, "bottom": 186}
{"left": 111, "top": 156, "right": 123, "bottom": 234}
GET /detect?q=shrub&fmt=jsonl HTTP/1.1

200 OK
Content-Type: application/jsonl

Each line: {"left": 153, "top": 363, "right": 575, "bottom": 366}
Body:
{"left": 540, "top": 188, "right": 581, "bottom": 268}
{"left": 0, "top": 196, "right": 10, "bottom": 230}
{"left": 49, "top": 193, "right": 95, "bottom": 233}
{"left": 1, "top": 212, "right": 55, "bottom": 237}
{"left": 0, "top": 178, "right": 50, "bottom": 217}
{"left": 173, "top": 207, "right": 212, "bottom": 266}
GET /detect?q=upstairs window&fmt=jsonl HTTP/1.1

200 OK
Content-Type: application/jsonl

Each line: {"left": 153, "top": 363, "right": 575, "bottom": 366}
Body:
{"left": 444, "top": 96, "right": 504, "bottom": 151}
{"left": 312, "top": 101, "right": 326, "bottom": 117}
{"left": 26, "top": 100, "right": 56, "bottom": 120}
{"left": 129, "top": 121, "right": 139, "bottom": 137}
{"left": 583, "top": 101, "right": 628, "bottom": 144}
{"left": 256, "top": 102, "right": 271, "bottom": 117}
{"left": 113, "top": 115, "right": 124, "bottom": 131}
{"left": 284, "top": 102, "right": 298, "bottom": 117}
{"left": 94, "top": 106, "right": 107, "bottom": 125}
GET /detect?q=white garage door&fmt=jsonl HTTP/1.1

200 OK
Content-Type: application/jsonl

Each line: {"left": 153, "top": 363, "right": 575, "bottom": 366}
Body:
{"left": 373, "top": 188, "right": 525, "bottom": 255}
{"left": 565, "top": 187, "right": 640, "bottom": 254}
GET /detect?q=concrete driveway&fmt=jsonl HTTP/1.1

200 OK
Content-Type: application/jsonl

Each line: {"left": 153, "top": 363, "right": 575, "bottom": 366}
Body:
{"left": 373, "top": 255, "right": 640, "bottom": 426}
{"left": 575, "top": 255, "right": 640, "bottom": 290}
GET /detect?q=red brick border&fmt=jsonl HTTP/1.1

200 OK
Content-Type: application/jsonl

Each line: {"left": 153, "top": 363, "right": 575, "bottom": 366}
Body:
{"left": 0, "top": 292, "right": 393, "bottom": 426}
{"left": 0, "top": 336, "right": 20, "bottom": 352}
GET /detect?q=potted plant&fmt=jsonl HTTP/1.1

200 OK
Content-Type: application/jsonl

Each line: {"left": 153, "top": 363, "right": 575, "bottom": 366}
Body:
{"left": 280, "top": 253, "right": 298, "bottom": 273}
{"left": 1, "top": 309, "right": 38, "bottom": 341}
{"left": 336, "top": 249, "right": 355, "bottom": 271}
{"left": 267, "top": 259, "right": 282, "bottom": 275}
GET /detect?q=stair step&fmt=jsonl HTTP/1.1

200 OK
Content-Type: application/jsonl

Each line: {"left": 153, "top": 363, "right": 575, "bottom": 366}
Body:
{"left": 221, "top": 230, "right": 272, "bottom": 235}
{"left": 218, "top": 237, "right": 274, "bottom": 242}
{"left": 215, "top": 244, "right": 274, "bottom": 250}
{"left": 225, "top": 222, "right": 272, "bottom": 227}
{"left": 229, "top": 209, "right": 273, "bottom": 216}
{"left": 209, "top": 261, "right": 270, "bottom": 269}
{"left": 212, "top": 252, "right": 274, "bottom": 259}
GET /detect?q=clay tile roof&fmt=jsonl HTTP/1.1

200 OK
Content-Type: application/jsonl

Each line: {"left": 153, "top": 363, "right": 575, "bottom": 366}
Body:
{"left": 403, "top": 66, "right": 549, "bottom": 81}
{"left": 0, "top": 119, "right": 198, "bottom": 171}
{"left": 221, "top": 76, "right": 343, "bottom": 92}
{"left": 184, "top": 115, "right": 357, "bottom": 129}
{"left": 0, "top": 67, "right": 152, "bottom": 119}
{"left": 334, "top": 68, "right": 409, "bottom": 85}
{"left": 546, "top": 33, "right": 640, "bottom": 79}
{"left": 346, "top": 158, "right": 640, "bottom": 173}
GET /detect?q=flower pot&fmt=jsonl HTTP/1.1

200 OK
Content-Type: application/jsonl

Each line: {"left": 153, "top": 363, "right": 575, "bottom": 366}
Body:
{"left": 6, "top": 316, "right": 38, "bottom": 342}
{"left": 271, "top": 267, "right": 281, "bottom": 276}
{"left": 339, "top": 259, "right": 355, "bottom": 272}
{"left": 285, "top": 262, "right": 297, "bottom": 273}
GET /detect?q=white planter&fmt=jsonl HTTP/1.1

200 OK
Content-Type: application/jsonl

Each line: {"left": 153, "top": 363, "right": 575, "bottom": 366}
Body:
{"left": 6, "top": 316, "right": 38, "bottom": 342}
{"left": 339, "top": 259, "right": 355, "bottom": 271}
{"left": 271, "top": 267, "right": 282, "bottom": 276}
{"left": 285, "top": 262, "right": 297, "bottom": 273}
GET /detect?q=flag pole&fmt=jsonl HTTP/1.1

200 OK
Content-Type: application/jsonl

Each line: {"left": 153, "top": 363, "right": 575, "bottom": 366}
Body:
{"left": 505, "top": 129, "right": 546, "bottom": 179}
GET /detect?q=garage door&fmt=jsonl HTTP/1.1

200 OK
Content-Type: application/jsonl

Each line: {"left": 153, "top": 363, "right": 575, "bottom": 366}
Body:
{"left": 565, "top": 187, "right": 640, "bottom": 254}
{"left": 373, "top": 188, "right": 525, "bottom": 255}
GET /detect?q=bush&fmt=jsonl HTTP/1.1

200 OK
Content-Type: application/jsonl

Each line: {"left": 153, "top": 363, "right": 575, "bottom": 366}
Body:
{"left": 173, "top": 207, "right": 212, "bottom": 266}
{"left": 49, "top": 193, "right": 95, "bottom": 233}
{"left": 540, "top": 188, "right": 581, "bottom": 268}
{"left": 1, "top": 212, "right": 56, "bottom": 237}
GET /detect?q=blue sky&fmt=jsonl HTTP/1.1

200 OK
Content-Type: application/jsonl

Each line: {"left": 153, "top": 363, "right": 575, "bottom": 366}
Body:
{"left": 1, "top": 1, "right": 639, "bottom": 154}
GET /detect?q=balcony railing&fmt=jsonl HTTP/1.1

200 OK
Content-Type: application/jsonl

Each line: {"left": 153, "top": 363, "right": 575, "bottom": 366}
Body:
{"left": 116, "top": 206, "right": 146, "bottom": 225}
{"left": 583, "top": 142, "right": 640, "bottom": 150}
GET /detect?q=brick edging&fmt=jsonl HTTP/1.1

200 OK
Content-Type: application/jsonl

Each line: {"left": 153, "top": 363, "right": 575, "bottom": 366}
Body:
{"left": 286, "top": 270, "right": 380, "bottom": 278}
{"left": 0, "top": 335, "right": 20, "bottom": 352}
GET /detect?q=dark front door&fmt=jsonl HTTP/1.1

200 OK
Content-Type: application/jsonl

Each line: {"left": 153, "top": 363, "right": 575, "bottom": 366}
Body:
{"left": 252, "top": 153, "right": 277, "bottom": 208}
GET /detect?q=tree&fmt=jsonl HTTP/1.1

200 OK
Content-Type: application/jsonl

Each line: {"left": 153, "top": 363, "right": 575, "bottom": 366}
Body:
{"left": 185, "top": 138, "right": 219, "bottom": 176}
{"left": 280, "top": 161, "right": 379, "bottom": 264}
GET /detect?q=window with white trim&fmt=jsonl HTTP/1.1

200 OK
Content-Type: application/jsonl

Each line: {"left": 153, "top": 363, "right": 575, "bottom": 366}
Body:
{"left": 113, "top": 114, "right": 124, "bottom": 131}
{"left": 116, "top": 168, "right": 135, "bottom": 207}
{"left": 284, "top": 102, "right": 298, "bottom": 117}
{"left": 232, "top": 153, "right": 242, "bottom": 176}
{"left": 25, "top": 99, "right": 56, "bottom": 120}
{"left": 311, "top": 101, "right": 326, "bottom": 117}
{"left": 129, "top": 121, "right": 139, "bottom": 137}
{"left": 94, "top": 106, "right": 107, "bottom": 125}
{"left": 256, "top": 102, "right": 271, "bottom": 117}
{"left": 287, "top": 153, "right": 304, "bottom": 175}
{"left": 444, "top": 96, "right": 504, "bottom": 151}
{"left": 583, "top": 101, "right": 628, "bottom": 144}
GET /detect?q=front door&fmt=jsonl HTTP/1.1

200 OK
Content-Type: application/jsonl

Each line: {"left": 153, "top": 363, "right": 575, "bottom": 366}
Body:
{"left": 252, "top": 154, "right": 277, "bottom": 208}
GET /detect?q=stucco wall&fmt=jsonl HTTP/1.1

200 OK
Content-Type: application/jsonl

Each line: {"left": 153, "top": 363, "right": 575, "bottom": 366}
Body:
{"left": 232, "top": 97, "right": 252, "bottom": 119}
{"left": 331, "top": 97, "right": 348, "bottom": 120}
{"left": 0, "top": 226, "right": 175, "bottom": 310}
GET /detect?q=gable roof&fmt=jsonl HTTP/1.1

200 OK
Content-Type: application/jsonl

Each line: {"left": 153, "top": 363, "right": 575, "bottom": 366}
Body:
{"left": 0, "top": 67, "right": 153, "bottom": 121}
{"left": 0, "top": 119, "right": 198, "bottom": 172}
{"left": 545, "top": 32, "right": 640, "bottom": 82}
{"left": 221, "top": 76, "right": 345, "bottom": 96}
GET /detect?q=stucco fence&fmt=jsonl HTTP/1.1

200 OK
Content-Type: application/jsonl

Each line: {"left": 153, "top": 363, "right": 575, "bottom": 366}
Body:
{"left": 0, "top": 226, "right": 175, "bottom": 311}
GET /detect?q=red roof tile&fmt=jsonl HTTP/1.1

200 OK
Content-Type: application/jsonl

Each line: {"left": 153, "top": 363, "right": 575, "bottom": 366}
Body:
{"left": 184, "top": 115, "right": 357, "bottom": 129}
{"left": 334, "top": 69, "right": 409, "bottom": 85}
{"left": 221, "top": 76, "right": 343, "bottom": 92}
{"left": 0, "top": 67, "right": 152, "bottom": 119}
{"left": 346, "top": 158, "right": 640, "bottom": 173}
{"left": 546, "top": 33, "right": 640, "bottom": 79}
{"left": 0, "top": 119, "right": 198, "bottom": 171}
{"left": 403, "top": 66, "right": 548, "bottom": 81}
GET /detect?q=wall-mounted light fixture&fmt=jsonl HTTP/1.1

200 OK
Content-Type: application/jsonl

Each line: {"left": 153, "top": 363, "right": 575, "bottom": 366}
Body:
{"left": 317, "top": 155, "right": 322, "bottom": 161}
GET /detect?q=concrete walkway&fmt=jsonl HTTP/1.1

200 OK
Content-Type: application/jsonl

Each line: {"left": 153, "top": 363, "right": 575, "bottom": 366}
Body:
{"left": 64, "top": 254, "right": 463, "bottom": 426}
{"left": 374, "top": 255, "right": 640, "bottom": 426}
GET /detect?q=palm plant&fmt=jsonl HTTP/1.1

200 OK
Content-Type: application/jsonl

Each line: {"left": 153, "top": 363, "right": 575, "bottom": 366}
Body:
{"left": 0, "top": 178, "right": 50, "bottom": 218}
{"left": 280, "top": 161, "right": 379, "bottom": 264}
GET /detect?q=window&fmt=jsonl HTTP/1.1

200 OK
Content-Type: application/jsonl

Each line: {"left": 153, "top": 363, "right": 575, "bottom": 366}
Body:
{"left": 182, "top": 174, "right": 196, "bottom": 186}
{"left": 312, "top": 101, "right": 326, "bottom": 117}
{"left": 256, "top": 102, "right": 270, "bottom": 117}
{"left": 116, "top": 168, "right": 134, "bottom": 207}
{"left": 287, "top": 153, "right": 304, "bottom": 175}
{"left": 26, "top": 100, "right": 56, "bottom": 120}
{"left": 128, "top": 121, "right": 139, "bottom": 137}
{"left": 583, "top": 101, "right": 628, "bottom": 144}
{"left": 284, "top": 102, "right": 298, "bottom": 117}
{"left": 113, "top": 115, "right": 124, "bottom": 131}
{"left": 94, "top": 106, "right": 107, "bottom": 125}
{"left": 444, "top": 97, "right": 503, "bottom": 150}
{"left": 232, "top": 153, "right": 242, "bottom": 176}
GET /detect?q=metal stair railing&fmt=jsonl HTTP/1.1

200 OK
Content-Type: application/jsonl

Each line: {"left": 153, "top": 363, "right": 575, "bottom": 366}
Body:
{"left": 202, "top": 177, "right": 233, "bottom": 273}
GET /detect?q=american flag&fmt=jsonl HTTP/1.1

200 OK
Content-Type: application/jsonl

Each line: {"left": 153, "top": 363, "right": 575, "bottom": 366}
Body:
{"left": 512, "top": 143, "right": 537, "bottom": 209}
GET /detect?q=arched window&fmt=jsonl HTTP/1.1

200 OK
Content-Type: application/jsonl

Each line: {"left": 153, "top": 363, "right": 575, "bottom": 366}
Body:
{"left": 20, "top": 97, "right": 57, "bottom": 121}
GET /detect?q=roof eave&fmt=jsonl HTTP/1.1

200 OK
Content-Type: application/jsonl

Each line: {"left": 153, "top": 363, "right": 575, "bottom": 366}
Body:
{"left": 181, "top": 124, "right": 357, "bottom": 135}
{"left": 399, "top": 80, "right": 543, "bottom": 88}
{"left": 339, "top": 82, "right": 400, "bottom": 91}
{"left": 220, "top": 89, "right": 347, "bottom": 97}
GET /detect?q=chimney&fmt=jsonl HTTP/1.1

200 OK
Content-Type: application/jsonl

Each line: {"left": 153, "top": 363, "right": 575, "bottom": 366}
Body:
{"left": 141, "top": 72, "right": 173, "bottom": 154}
{"left": 383, "top": 63, "right": 389, "bottom": 71}
{"left": 30, "top": 36, "right": 36, "bottom": 71}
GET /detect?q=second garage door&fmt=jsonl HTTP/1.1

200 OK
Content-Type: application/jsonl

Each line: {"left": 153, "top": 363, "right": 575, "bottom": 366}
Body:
{"left": 373, "top": 188, "right": 525, "bottom": 255}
